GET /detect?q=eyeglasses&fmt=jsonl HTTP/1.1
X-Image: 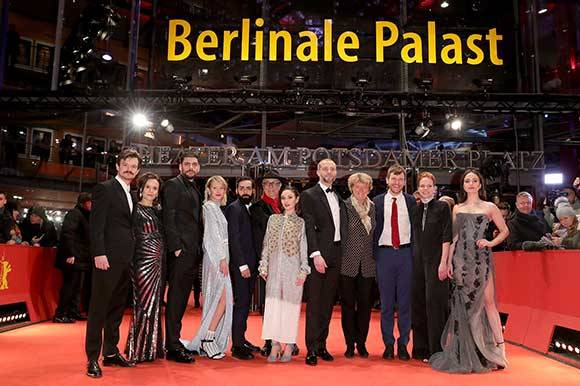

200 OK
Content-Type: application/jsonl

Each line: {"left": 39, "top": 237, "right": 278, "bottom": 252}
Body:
{"left": 263, "top": 181, "right": 281, "bottom": 187}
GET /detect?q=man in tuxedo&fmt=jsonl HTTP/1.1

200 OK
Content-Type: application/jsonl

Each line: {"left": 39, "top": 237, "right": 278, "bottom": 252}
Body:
{"left": 225, "top": 177, "right": 260, "bottom": 360}
{"left": 85, "top": 149, "right": 141, "bottom": 378}
{"left": 162, "top": 150, "right": 203, "bottom": 363}
{"left": 373, "top": 164, "right": 416, "bottom": 361}
{"left": 301, "top": 158, "right": 348, "bottom": 366}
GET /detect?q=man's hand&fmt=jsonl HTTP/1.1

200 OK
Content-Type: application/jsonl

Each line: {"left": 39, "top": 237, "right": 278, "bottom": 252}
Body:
{"left": 94, "top": 255, "right": 109, "bottom": 270}
{"left": 313, "top": 255, "right": 328, "bottom": 274}
{"left": 66, "top": 257, "right": 75, "bottom": 265}
{"left": 241, "top": 267, "right": 251, "bottom": 279}
{"left": 174, "top": 249, "right": 182, "bottom": 257}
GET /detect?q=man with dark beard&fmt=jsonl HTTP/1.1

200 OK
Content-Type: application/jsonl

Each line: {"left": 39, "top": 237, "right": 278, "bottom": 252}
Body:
{"left": 225, "top": 177, "right": 260, "bottom": 359}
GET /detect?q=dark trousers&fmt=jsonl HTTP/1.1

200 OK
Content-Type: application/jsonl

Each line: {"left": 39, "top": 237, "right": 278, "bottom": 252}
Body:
{"left": 231, "top": 267, "right": 256, "bottom": 347}
{"left": 85, "top": 262, "right": 131, "bottom": 361}
{"left": 165, "top": 251, "right": 199, "bottom": 350}
{"left": 376, "top": 247, "right": 413, "bottom": 346}
{"left": 411, "top": 258, "right": 449, "bottom": 358}
{"left": 55, "top": 268, "right": 84, "bottom": 317}
{"left": 306, "top": 262, "right": 340, "bottom": 352}
{"left": 339, "top": 273, "right": 374, "bottom": 347}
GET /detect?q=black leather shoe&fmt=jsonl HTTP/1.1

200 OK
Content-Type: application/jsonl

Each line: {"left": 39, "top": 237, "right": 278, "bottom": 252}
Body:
{"left": 357, "top": 344, "right": 369, "bottom": 358}
{"left": 180, "top": 343, "right": 199, "bottom": 356}
{"left": 260, "top": 340, "right": 272, "bottom": 357}
{"left": 397, "top": 344, "right": 410, "bottom": 361}
{"left": 166, "top": 349, "right": 194, "bottom": 363}
{"left": 305, "top": 351, "right": 317, "bottom": 366}
{"left": 53, "top": 315, "right": 75, "bottom": 323}
{"left": 243, "top": 340, "right": 261, "bottom": 353}
{"left": 344, "top": 346, "right": 355, "bottom": 358}
{"left": 86, "top": 360, "right": 102, "bottom": 378}
{"left": 292, "top": 344, "right": 299, "bottom": 356}
{"left": 103, "top": 353, "right": 135, "bottom": 367}
{"left": 382, "top": 344, "right": 394, "bottom": 360}
{"left": 69, "top": 312, "right": 88, "bottom": 321}
{"left": 232, "top": 346, "right": 254, "bottom": 360}
{"left": 317, "top": 348, "right": 334, "bottom": 361}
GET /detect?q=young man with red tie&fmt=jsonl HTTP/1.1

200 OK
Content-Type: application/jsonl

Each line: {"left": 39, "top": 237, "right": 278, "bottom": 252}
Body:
{"left": 373, "top": 165, "right": 416, "bottom": 361}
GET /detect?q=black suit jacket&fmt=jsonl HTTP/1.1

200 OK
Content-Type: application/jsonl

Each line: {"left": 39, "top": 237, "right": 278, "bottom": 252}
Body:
{"left": 57, "top": 205, "right": 91, "bottom": 270}
{"left": 90, "top": 178, "right": 135, "bottom": 264}
{"left": 162, "top": 174, "right": 203, "bottom": 254}
{"left": 249, "top": 199, "right": 276, "bottom": 257}
{"left": 373, "top": 192, "right": 417, "bottom": 256}
{"left": 300, "top": 184, "right": 348, "bottom": 268}
{"left": 225, "top": 199, "right": 258, "bottom": 272}
{"left": 411, "top": 199, "right": 452, "bottom": 265}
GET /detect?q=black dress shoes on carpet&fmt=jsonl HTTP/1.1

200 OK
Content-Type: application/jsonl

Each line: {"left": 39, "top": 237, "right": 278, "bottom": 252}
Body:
{"left": 398, "top": 344, "right": 411, "bottom": 361}
{"left": 305, "top": 351, "right": 318, "bottom": 366}
{"left": 232, "top": 346, "right": 254, "bottom": 360}
{"left": 260, "top": 340, "right": 272, "bottom": 357}
{"left": 357, "top": 344, "right": 369, "bottom": 358}
{"left": 86, "top": 360, "right": 102, "bottom": 378}
{"left": 383, "top": 344, "right": 395, "bottom": 360}
{"left": 103, "top": 353, "right": 135, "bottom": 367}
{"left": 53, "top": 315, "right": 75, "bottom": 323}
{"left": 292, "top": 344, "right": 299, "bottom": 356}
{"left": 317, "top": 348, "right": 334, "bottom": 362}
{"left": 166, "top": 348, "right": 195, "bottom": 363}
{"left": 344, "top": 346, "right": 355, "bottom": 358}
{"left": 180, "top": 343, "right": 198, "bottom": 356}
{"left": 243, "top": 340, "right": 261, "bottom": 353}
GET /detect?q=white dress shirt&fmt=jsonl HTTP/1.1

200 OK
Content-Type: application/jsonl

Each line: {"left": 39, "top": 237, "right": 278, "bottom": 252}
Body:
{"left": 378, "top": 191, "right": 411, "bottom": 246}
{"left": 310, "top": 181, "right": 341, "bottom": 258}
{"left": 115, "top": 174, "right": 133, "bottom": 213}
{"left": 239, "top": 203, "right": 251, "bottom": 273}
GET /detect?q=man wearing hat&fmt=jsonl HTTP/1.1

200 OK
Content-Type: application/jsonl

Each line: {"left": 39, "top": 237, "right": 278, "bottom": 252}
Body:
{"left": 250, "top": 169, "right": 298, "bottom": 356}
{"left": 23, "top": 206, "right": 58, "bottom": 247}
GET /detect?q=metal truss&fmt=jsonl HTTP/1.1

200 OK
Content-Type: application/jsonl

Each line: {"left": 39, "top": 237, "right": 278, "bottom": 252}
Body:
{"left": 0, "top": 89, "right": 579, "bottom": 114}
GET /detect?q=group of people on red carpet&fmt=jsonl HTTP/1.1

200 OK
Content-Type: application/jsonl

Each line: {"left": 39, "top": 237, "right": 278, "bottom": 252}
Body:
{"left": 80, "top": 148, "right": 511, "bottom": 378}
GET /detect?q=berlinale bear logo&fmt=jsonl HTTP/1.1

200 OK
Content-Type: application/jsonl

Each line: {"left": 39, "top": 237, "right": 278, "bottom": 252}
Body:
{"left": 0, "top": 253, "right": 12, "bottom": 290}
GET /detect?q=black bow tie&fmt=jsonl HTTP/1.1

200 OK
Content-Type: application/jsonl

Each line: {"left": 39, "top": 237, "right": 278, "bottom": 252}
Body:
{"left": 325, "top": 187, "right": 334, "bottom": 193}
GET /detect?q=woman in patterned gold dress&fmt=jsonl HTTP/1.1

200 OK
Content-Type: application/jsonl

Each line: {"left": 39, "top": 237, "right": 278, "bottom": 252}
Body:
{"left": 259, "top": 187, "right": 310, "bottom": 363}
{"left": 126, "top": 173, "right": 165, "bottom": 362}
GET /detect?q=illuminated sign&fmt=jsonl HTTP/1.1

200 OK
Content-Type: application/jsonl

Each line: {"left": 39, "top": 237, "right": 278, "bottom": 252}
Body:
{"left": 167, "top": 19, "right": 503, "bottom": 66}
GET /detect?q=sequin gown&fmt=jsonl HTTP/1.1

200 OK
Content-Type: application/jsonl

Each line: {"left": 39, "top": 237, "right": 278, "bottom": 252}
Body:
{"left": 125, "top": 204, "right": 165, "bottom": 362}
{"left": 430, "top": 213, "right": 508, "bottom": 373}
{"left": 259, "top": 214, "right": 310, "bottom": 344}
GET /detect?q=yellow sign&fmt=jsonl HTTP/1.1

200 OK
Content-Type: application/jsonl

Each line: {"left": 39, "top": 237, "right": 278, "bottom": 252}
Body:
{"left": 167, "top": 19, "right": 503, "bottom": 66}
{"left": 0, "top": 254, "right": 11, "bottom": 290}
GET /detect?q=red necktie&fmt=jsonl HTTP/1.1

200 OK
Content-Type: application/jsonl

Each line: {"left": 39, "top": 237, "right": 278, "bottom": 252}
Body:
{"left": 391, "top": 197, "right": 400, "bottom": 248}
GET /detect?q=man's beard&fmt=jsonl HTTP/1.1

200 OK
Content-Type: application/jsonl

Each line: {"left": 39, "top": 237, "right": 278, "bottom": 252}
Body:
{"left": 239, "top": 195, "right": 252, "bottom": 205}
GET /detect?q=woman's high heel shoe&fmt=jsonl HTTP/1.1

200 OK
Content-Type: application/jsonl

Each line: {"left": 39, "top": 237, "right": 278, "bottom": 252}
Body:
{"left": 267, "top": 342, "right": 281, "bottom": 363}
{"left": 280, "top": 344, "right": 293, "bottom": 363}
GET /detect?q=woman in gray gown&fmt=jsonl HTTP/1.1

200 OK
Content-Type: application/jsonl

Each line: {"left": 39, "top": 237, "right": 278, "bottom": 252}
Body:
{"left": 185, "top": 176, "right": 233, "bottom": 360}
{"left": 430, "top": 169, "right": 509, "bottom": 373}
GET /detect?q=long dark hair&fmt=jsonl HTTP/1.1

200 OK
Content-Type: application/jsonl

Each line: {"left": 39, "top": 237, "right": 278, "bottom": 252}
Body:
{"left": 279, "top": 186, "right": 301, "bottom": 215}
{"left": 458, "top": 169, "right": 487, "bottom": 203}
{"left": 138, "top": 172, "right": 163, "bottom": 206}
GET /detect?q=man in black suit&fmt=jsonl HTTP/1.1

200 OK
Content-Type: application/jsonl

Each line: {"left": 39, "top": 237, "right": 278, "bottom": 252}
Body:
{"left": 85, "top": 149, "right": 141, "bottom": 378}
{"left": 225, "top": 177, "right": 260, "bottom": 360}
{"left": 373, "top": 164, "right": 416, "bottom": 361}
{"left": 162, "top": 150, "right": 203, "bottom": 363}
{"left": 301, "top": 158, "right": 348, "bottom": 366}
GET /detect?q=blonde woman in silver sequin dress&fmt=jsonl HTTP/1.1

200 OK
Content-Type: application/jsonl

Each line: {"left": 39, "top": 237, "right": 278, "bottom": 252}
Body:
{"left": 259, "top": 187, "right": 310, "bottom": 363}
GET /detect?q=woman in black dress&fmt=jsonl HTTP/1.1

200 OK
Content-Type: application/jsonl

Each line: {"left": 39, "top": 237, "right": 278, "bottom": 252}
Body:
{"left": 126, "top": 173, "right": 165, "bottom": 362}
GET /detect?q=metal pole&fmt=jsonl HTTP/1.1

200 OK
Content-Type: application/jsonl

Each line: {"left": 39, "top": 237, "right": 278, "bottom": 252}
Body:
{"left": 0, "top": 0, "right": 10, "bottom": 89}
{"left": 79, "top": 112, "right": 88, "bottom": 192}
{"left": 513, "top": 114, "right": 520, "bottom": 191}
{"left": 530, "top": 0, "right": 544, "bottom": 152}
{"left": 147, "top": 0, "right": 157, "bottom": 88}
{"left": 126, "top": 0, "right": 141, "bottom": 90}
{"left": 50, "top": 0, "right": 65, "bottom": 91}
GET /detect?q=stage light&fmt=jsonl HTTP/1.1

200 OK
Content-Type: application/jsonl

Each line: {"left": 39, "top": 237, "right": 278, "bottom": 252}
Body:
{"left": 538, "top": 8, "right": 547, "bottom": 14}
{"left": 575, "top": 347, "right": 580, "bottom": 354}
{"left": 414, "top": 122, "right": 430, "bottom": 138}
{"left": 555, "top": 341, "right": 561, "bottom": 348}
{"left": 568, "top": 345, "right": 574, "bottom": 352}
{"left": 132, "top": 113, "right": 150, "bottom": 129}
{"left": 448, "top": 115, "right": 462, "bottom": 131}
{"left": 473, "top": 78, "right": 494, "bottom": 93}
{"left": 288, "top": 73, "right": 310, "bottom": 88}
{"left": 76, "top": 66, "right": 87, "bottom": 72}
{"left": 544, "top": 173, "right": 563, "bottom": 185}
{"left": 160, "top": 119, "right": 169, "bottom": 128}
{"left": 414, "top": 76, "right": 433, "bottom": 92}
{"left": 101, "top": 53, "right": 113, "bottom": 61}
{"left": 234, "top": 74, "right": 257, "bottom": 87}
{"left": 144, "top": 128, "right": 156, "bottom": 140}
{"left": 441, "top": 1, "right": 450, "bottom": 9}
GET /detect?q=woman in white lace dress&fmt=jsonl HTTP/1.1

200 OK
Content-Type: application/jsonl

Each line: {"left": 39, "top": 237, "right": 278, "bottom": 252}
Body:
{"left": 259, "top": 187, "right": 310, "bottom": 363}
{"left": 184, "top": 176, "right": 233, "bottom": 360}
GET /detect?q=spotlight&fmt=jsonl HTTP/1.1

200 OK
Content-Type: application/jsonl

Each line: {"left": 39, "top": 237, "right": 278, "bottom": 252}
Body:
{"left": 76, "top": 66, "right": 87, "bottom": 73}
{"left": 144, "top": 128, "right": 156, "bottom": 140}
{"left": 288, "top": 73, "right": 310, "bottom": 88}
{"left": 544, "top": 173, "right": 563, "bottom": 185}
{"left": 132, "top": 113, "right": 150, "bottom": 129}
{"left": 234, "top": 74, "right": 257, "bottom": 87}
{"left": 441, "top": 1, "right": 450, "bottom": 8}
{"left": 414, "top": 122, "right": 430, "bottom": 138}
{"left": 101, "top": 53, "right": 113, "bottom": 61}
{"left": 198, "top": 68, "right": 209, "bottom": 77}
{"left": 450, "top": 117, "right": 462, "bottom": 130}
{"left": 473, "top": 78, "right": 494, "bottom": 93}
{"left": 159, "top": 118, "right": 174, "bottom": 133}
{"left": 414, "top": 76, "right": 433, "bottom": 92}
{"left": 160, "top": 119, "right": 170, "bottom": 128}
{"left": 538, "top": 8, "right": 548, "bottom": 14}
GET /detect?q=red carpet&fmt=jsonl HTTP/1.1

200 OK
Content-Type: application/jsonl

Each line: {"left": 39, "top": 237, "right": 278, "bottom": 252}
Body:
{"left": 1, "top": 305, "right": 578, "bottom": 386}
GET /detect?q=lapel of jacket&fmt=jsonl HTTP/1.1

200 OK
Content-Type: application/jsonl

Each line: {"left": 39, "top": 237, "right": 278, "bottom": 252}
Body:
{"left": 315, "top": 184, "right": 334, "bottom": 224}
{"left": 112, "top": 178, "right": 131, "bottom": 218}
